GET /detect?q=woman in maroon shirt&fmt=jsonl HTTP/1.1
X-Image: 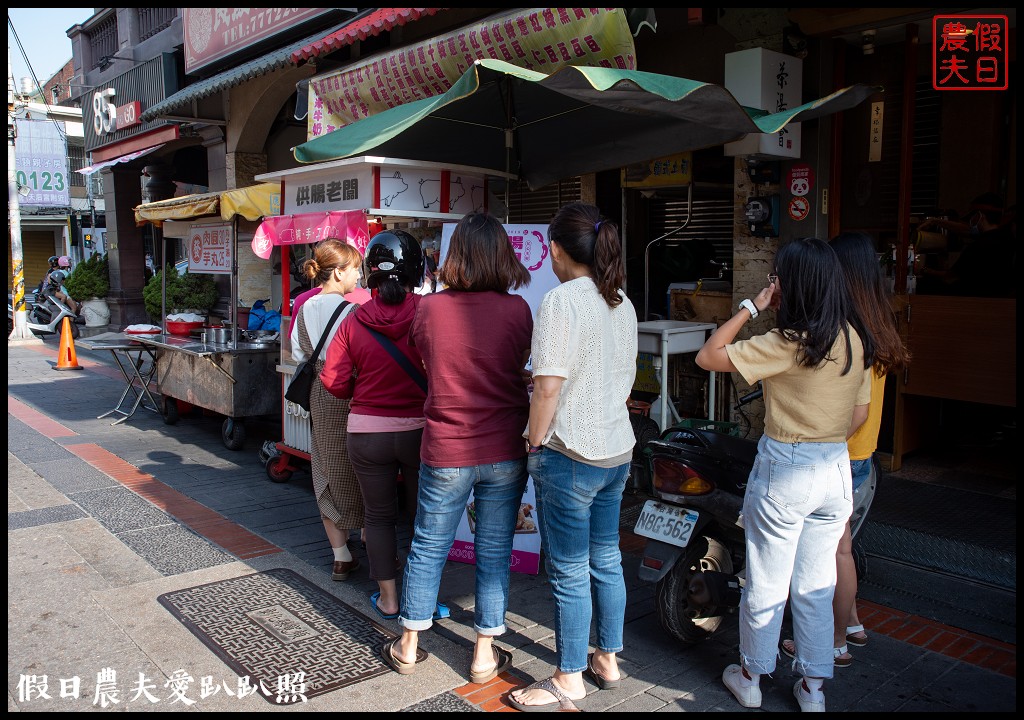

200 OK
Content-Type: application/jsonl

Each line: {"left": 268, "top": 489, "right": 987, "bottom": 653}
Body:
{"left": 381, "top": 212, "right": 533, "bottom": 685}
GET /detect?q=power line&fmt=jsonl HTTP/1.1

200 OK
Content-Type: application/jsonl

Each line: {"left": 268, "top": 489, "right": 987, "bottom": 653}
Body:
{"left": 7, "top": 16, "right": 69, "bottom": 140}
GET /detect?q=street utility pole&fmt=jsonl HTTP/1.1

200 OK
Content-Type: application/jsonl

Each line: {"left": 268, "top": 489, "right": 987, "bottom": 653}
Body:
{"left": 8, "top": 47, "right": 36, "bottom": 341}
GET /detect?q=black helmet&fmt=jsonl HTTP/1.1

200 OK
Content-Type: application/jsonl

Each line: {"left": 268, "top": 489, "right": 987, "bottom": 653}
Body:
{"left": 363, "top": 230, "right": 424, "bottom": 289}
{"left": 49, "top": 270, "right": 67, "bottom": 286}
{"left": 48, "top": 255, "right": 60, "bottom": 268}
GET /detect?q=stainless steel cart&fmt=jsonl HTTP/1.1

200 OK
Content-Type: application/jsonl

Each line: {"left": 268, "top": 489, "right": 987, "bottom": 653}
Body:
{"left": 133, "top": 333, "right": 280, "bottom": 450}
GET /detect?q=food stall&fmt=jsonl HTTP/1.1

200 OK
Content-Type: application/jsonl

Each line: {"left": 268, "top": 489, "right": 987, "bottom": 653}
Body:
{"left": 132, "top": 183, "right": 282, "bottom": 450}
{"left": 251, "top": 156, "right": 512, "bottom": 481}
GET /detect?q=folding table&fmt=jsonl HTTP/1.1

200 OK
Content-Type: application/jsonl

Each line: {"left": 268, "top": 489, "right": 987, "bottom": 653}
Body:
{"left": 75, "top": 332, "right": 161, "bottom": 425}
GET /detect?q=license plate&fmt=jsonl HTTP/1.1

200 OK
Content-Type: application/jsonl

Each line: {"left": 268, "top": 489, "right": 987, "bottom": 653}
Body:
{"left": 633, "top": 500, "right": 699, "bottom": 548}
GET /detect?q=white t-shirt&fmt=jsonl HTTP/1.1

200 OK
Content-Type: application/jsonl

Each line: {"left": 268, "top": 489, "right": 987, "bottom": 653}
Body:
{"left": 530, "top": 276, "right": 638, "bottom": 461}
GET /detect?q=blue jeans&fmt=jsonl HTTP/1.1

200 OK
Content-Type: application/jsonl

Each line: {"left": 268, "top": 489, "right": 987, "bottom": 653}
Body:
{"left": 399, "top": 459, "right": 527, "bottom": 635}
{"left": 529, "top": 448, "right": 629, "bottom": 673}
{"left": 739, "top": 435, "right": 852, "bottom": 679}
{"left": 850, "top": 458, "right": 871, "bottom": 491}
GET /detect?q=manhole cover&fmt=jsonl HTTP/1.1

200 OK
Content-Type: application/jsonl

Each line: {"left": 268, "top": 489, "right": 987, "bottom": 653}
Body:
{"left": 158, "top": 568, "right": 422, "bottom": 704}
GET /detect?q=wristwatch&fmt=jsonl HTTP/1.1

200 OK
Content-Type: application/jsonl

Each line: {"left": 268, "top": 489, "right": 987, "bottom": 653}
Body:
{"left": 739, "top": 298, "right": 759, "bottom": 319}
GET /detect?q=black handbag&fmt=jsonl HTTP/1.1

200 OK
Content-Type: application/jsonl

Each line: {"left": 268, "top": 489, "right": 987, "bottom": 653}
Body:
{"left": 285, "top": 301, "right": 349, "bottom": 411}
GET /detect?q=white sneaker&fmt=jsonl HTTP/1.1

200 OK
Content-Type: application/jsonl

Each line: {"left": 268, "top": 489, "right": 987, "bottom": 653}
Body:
{"left": 722, "top": 664, "right": 762, "bottom": 708}
{"left": 793, "top": 679, "right": 826, "bottom": 712}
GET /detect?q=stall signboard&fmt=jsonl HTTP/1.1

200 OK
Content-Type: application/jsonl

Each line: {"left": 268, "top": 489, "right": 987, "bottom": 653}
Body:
{"left": 283, "top": 163, "right": 488, "bottom": 217}
{"left": 439, "top": 223, "right": 560, "bottom": 574}
{"left": 307, "top": 7, "right": 637, "bottom": 134}
{"left": 188, "top": 223, "right": 233, "bottom": 274}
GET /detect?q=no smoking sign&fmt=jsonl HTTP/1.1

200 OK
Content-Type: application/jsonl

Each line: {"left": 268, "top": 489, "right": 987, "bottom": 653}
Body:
{"left": 788, "top": 196, "right": 810, "bottom": 221}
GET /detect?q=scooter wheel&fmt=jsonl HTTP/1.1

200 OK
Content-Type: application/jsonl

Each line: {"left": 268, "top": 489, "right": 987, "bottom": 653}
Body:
{"left": 655, "top": 535, "right": 734, "bottom": 645}
{"left": 69, "top": 321, "right": 80, "bottom": 340}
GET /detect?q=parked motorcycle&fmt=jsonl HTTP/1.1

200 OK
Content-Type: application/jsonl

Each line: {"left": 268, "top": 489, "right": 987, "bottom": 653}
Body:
{"left": 7, "top": 284, "right": 83, "bottom": 339}
{"left": 631, "top": 386, "right": 877, "bottom": 644}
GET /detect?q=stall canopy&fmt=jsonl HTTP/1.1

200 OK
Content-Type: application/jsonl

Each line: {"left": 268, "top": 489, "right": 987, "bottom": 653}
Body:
{"left": 293, "top": 58, "right": 879, "bottom": 190}
{"left": 133, "top": 183, "right": 280, "bottom": 226}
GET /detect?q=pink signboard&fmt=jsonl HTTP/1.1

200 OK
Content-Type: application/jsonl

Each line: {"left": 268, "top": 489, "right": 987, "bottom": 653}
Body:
{"left": 184, "top": 8, "right": 331, "bottom": 73}
{"left": 251, "top": 210, "right": 371, "bottom": 259}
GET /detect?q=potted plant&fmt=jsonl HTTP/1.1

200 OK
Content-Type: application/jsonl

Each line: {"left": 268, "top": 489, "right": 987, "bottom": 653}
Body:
{"left": 64, "top": 253, "right": 111, "bottom": 327}
{"left": 143, "top": 264, "right": 219, "bottom": 323}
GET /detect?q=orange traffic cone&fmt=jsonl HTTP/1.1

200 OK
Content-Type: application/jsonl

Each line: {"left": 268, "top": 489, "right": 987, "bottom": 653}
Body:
{"left": 54, "top": 317, "right": 84, "bottom": 371}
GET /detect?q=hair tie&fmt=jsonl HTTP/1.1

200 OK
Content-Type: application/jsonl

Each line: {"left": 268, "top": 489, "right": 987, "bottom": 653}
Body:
{"left": 594, "top": 221, "right": 603, "bottom": 232}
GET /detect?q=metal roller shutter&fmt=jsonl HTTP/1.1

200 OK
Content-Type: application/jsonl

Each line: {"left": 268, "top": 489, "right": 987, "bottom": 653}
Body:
{"left": 8, "top": 230, "right": 56, "bottom": 294}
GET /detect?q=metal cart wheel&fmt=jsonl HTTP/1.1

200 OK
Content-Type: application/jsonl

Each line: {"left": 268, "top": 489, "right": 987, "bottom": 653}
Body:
{"left": 221, "top": 417, "right": 246, "bottom": 450}
{"left": 162, "top": 396, "right": 179, "bottom": 425}
{"left": 265, "top": 455, "right": 294, "bottom": 483}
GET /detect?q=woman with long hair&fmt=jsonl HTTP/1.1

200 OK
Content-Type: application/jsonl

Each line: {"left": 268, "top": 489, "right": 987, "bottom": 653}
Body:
{"left": 783, "top": 232, "right": 911, "bottom": 667}
{"left": 508, "top": 202, "right": 637, "bottom": 711}
{"left": 291, "top": 239, "right": 365, "bottom": 581}
{"left": 695, "top": 237, "right": 875, "bottom": 713}
{"left": 381, "top": 212, "right": 533, "bottom": 686}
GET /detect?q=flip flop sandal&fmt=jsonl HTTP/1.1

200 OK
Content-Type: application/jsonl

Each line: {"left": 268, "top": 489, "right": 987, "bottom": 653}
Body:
{"left": 584, "top": 652, "right": 621, "bottom": 689}
{"left": 370, "top": 591, "right": 399, "bottom": 620}
{"left": 781, "top": 639, "right": 852, "bottom": 667}
{"left": 507, "top": 677, "right": 581, "bottom": 712}
{"left": 380, "top": 638, "right": 416, "bottom": 675}
{"left": 834, "top": 644, "right": 853, "bottom": 668}
{"left": 469, "top": 645, "right": 514, "bottom": 684}
{"left": 432, "top": 602, "right": 450, "bottom": 621}
{"left": 846, "top": 625, "right": 868, "bottom": 646}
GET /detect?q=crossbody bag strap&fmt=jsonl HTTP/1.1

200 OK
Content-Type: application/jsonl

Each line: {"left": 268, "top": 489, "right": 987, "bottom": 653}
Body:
{"left": 310, "top": 301, "right": 349, "bottom": 362}
{"left": 365, "top": 326, "right": 428, "bottom": 393}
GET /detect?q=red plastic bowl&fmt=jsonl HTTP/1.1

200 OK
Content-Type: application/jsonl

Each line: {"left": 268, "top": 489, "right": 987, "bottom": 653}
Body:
{"left": 166, "top": 320, "right": 204, "bottom": 336}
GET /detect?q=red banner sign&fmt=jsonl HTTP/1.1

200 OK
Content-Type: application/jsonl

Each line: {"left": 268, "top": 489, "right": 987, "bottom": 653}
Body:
{"left": 252, "top": 211, "right": 371, "bottom": 260}
{"left": 184, "top": 8, "right": 331, "bottom": 73}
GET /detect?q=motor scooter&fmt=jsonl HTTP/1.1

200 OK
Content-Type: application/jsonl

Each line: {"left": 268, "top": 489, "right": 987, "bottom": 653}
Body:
{"left": 631, "top": 385, "right": 877, "bottom": 645}
{"left": 8, "top": 285, "right": 83, "bottom": 339}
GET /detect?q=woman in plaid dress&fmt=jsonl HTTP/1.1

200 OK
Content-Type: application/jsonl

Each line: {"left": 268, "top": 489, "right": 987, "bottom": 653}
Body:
{"left": 292, "top": 239, "right": 365, "bottom": 581}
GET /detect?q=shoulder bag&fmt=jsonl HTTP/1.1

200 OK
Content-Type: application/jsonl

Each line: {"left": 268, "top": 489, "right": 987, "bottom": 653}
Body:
{"left": 285, "top": 301, "right": 350, "bottom": 411}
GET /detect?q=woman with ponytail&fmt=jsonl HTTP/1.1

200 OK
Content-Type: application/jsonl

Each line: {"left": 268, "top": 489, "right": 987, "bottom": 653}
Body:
{"left": 509, "top": 202, "right": 638, "bottom": 712}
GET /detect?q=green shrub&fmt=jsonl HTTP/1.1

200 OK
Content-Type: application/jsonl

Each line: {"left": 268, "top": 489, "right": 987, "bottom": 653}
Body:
{"left": 143, "top": 265, "right": 218, "bottom": 320}
{"left": 64, "top": 253, "right": 109, "bottom": 301}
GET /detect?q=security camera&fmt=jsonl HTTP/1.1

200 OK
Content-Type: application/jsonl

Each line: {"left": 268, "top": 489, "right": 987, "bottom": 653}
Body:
{"left": 862, "top": 29, "right": 876, "bottom": 56}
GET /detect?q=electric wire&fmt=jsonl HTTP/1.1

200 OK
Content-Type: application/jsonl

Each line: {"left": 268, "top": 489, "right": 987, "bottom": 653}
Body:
{"left": 8, "top": 16, "right": 69, "bottom": 140}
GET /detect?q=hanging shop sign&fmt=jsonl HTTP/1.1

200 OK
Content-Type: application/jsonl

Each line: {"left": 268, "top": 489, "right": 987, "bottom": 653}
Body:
{"left": 14, "top": 119, "right": 70, "bottom": 207}
{"left": 84, "top": 55, "right": 178, "bottom": 153}
{"left": 621, "top": 151, "right": 693, "bottom": 188}
{"left": 282, "top": 161, "right": 488, "bottom": 218}
{"left": 184, "top": 8, "right": 333, "bottom": 73}
{"left": 188, "top": 222, "right": 233, "bottom": 274}
{"left": 723, "top": 48, "right": 804, "bottom": 159}
{"left": 252, "top": 210, "right": 371, "bottom": 260}
{"left": 307, "top": 7, "right": 636, "bottom": 136}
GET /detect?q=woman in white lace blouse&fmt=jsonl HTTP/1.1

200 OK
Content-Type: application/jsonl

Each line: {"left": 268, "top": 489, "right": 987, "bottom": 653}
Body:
{"left": 509, "top": 202, "right": 638, "bottom": 712}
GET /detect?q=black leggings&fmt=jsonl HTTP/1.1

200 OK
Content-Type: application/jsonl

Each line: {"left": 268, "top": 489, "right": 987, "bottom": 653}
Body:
{"left": 346, "top": 429, "right": 422, "bottom": 581}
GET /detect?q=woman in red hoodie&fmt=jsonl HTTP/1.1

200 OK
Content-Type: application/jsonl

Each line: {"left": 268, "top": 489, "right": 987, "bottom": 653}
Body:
{"left": 321, "top": 230, "right": 427, "bottom": 620}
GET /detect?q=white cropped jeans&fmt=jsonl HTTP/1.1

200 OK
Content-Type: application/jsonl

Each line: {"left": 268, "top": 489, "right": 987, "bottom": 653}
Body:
{"left": 738, "top": 435, "right": 852, "bottom": 679}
